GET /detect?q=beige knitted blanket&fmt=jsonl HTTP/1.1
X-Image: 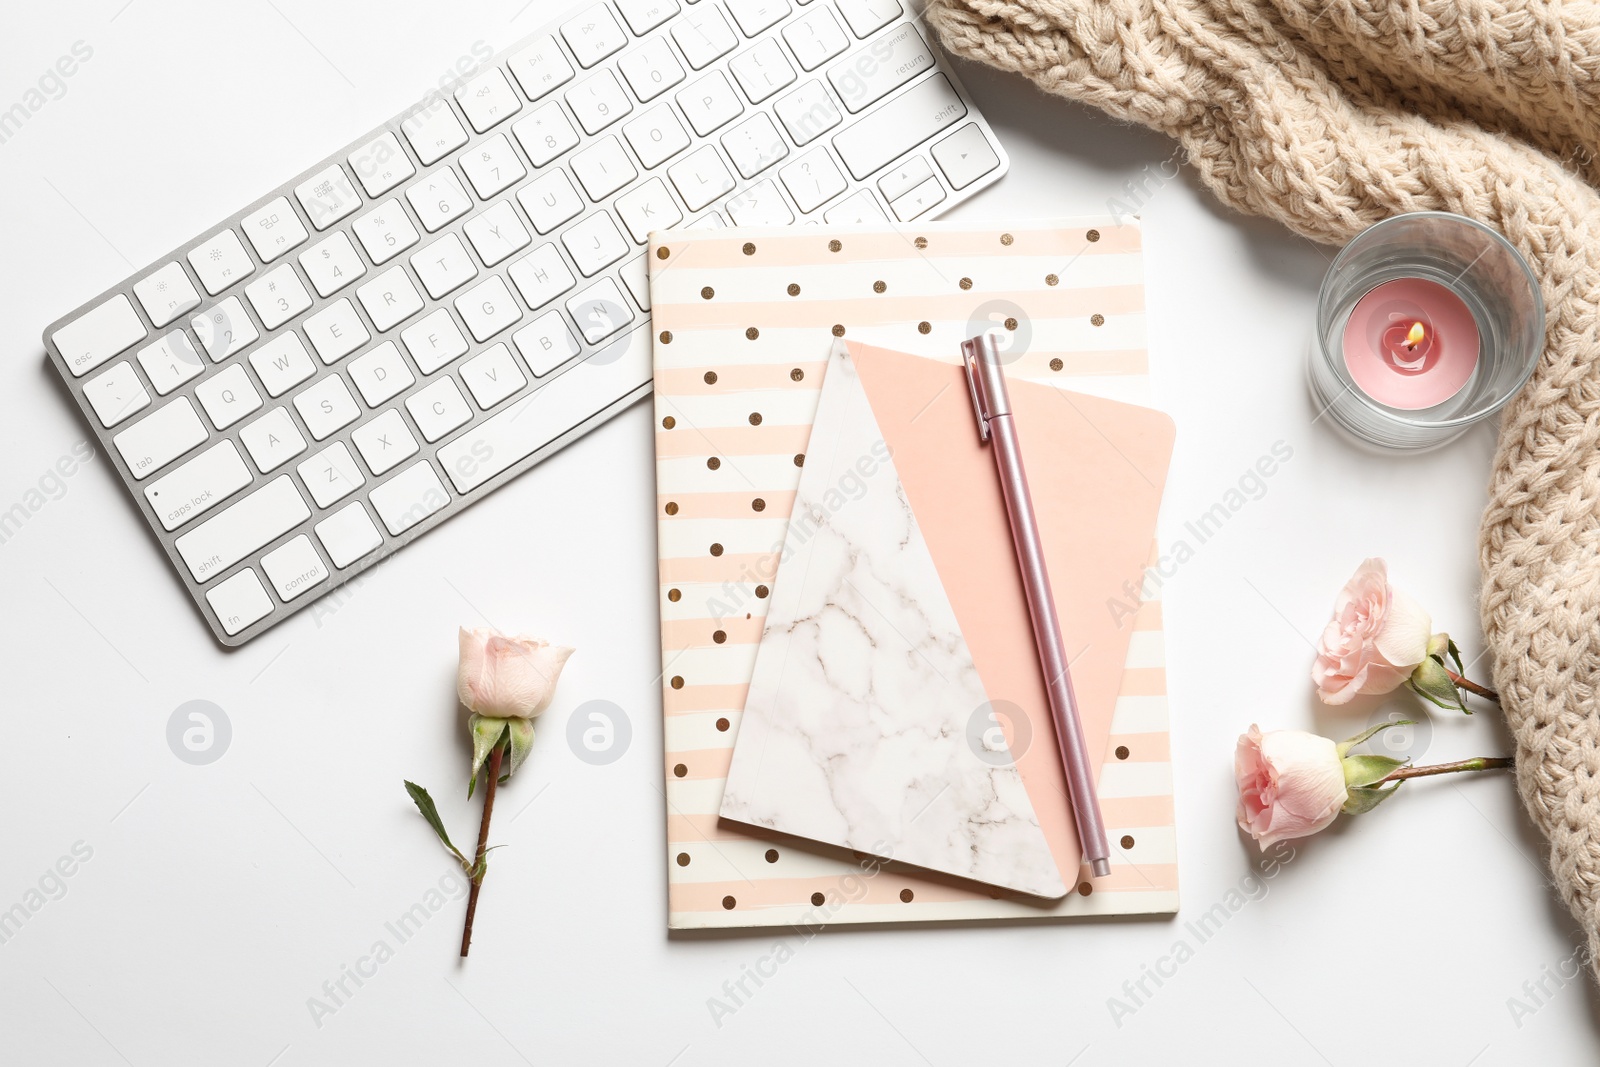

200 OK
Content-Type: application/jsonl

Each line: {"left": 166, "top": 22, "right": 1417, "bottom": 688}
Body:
{"left": 923, "top": 0, "right": 1600, "bottom": 971}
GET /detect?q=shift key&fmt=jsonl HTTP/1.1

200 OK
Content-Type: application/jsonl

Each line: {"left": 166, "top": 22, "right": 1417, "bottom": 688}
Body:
{"left": 832, "top": 73, "right": 965, "bottom": 180}
{"left": 175, "top": 476, "right": 311, "bottom": 583}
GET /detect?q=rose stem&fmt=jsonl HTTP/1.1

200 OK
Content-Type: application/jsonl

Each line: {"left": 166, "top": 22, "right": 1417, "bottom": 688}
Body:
{"left": 1446, "top": 669, "right": 1499, "bottom": 703}
{"left": 1377, "top": 756, "right": 1512, "bottom": 785}
{"left": 460, "top": 741, "right": 504, "bottom": 958}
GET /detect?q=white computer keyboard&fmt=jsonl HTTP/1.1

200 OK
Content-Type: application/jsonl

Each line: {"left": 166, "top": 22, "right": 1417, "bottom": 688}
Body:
{"left": 43, "top": 0, "right": 1008, "bottom": 646}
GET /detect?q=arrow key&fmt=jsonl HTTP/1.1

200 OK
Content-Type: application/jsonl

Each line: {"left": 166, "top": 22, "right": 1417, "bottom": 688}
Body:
{"left": 931, "top": 122, "right": 1000, "bottom": 190}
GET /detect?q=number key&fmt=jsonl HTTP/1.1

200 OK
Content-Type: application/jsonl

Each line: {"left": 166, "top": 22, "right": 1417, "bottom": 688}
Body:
{"left": 618, "top": 36, "right": 685, "bottom": 102}
{"left": 565, "top": 70, "right": 633, "bottom": 135}
{"left": 460, "top": 133, "right": 528, "bottom": 199}
{"left": 405, "top": 169, "right": 473, "bottom": 233}
{"left": 512, "top": 101, "right": 581, "bottom": 167}
{"left": 352, "top": 199, "right": 420, "bottom": 264}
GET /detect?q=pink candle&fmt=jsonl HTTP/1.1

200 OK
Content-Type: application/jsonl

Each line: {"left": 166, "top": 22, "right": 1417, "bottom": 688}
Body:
{"left": 1341, "top": 278, "right": 1480, "bottom": 409}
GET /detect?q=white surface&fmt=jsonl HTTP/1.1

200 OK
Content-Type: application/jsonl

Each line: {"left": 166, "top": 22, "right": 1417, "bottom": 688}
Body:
{"left": 1, "top": 3, "right": 1595, "bottom": 1064}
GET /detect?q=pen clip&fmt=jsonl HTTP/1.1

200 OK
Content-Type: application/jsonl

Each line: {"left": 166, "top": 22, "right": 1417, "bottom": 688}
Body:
{"left": 960, "top": 334, "right": 992, "bottom": 444}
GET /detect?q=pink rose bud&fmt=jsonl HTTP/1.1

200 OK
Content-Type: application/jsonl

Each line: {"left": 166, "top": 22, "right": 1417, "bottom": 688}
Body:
{"left": 1235, "top": 725, "right": 1348, "bottom": 849}
{"left": 456, "top": 627, "right": 575, "bottom": 720}
{"left": 1312, "top": 558, "right": 1433, "bottom": 704}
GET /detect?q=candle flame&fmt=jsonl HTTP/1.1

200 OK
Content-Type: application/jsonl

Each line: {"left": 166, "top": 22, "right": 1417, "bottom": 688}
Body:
{"left": 1404, "top": 321, "right": 1426, "bottom": 349}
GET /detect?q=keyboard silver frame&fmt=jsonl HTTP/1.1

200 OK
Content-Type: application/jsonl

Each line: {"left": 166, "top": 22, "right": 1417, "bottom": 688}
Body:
{"left": 42, "top": 0, "right": 1008, "bottom": 647}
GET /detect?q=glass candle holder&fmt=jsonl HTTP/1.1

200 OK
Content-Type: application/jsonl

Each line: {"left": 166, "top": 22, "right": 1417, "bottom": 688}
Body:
{"left": 1307, "top": 212, "right": 1544, "bottom": 451}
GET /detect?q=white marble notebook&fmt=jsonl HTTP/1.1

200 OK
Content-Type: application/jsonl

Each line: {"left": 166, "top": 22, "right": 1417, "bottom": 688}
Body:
{"left": 718, "top": 342, "right": 1067, "bottom": 900}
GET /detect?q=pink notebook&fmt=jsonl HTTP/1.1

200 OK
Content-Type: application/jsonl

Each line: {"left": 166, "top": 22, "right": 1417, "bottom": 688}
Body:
{"left": 649, "top": 218, "right": 1180, "bottom": 927}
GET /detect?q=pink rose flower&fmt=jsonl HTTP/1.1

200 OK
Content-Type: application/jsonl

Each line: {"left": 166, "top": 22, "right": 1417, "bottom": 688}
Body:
{"left": 1235, "top": 725, "right": 1348, "bottom": 848}
{"left": 1312, "top": 558, "right": 1433, "bottom": 704}
{"left": 456, "top": 628, "right": 574, "bottom": 719}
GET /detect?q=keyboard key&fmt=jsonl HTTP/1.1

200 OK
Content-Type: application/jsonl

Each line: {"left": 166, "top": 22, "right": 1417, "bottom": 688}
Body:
{"left": 357, "top": 267, "right": 425, "bottom": 331}
{"left": 779, "top": 147, "right": 847, "bottom": 212}
{"left": 722, "top": 112, "right": 788, "bottom": 177}
{"left": 615, "top": 0, "right": 680, "bottom": 34}
{"left": 508, "top": 36, "right": 575, "bottom": 100}
{"left": 563, "top": 212, "right": 630, "bottom": 276}
{"left": 889, "top": 174, "right": 945, "bottom": 220}
{"left": 668, "top": 145, "right": 735, "bottom": 211}
{"left": 828, "top": 22, "right": 932, "bottom": 113}
{"left": 369, "top": 460, "right": 449, "bottom": 536}
{"left": 835, "top": 0, "right": 900, "bottom": 37}
{"left": 464, "top": 201, "right": 532, "bottom": 266}
{"left": 512, "top": 101, "right": 581, "bottom": 167}
{"left": 54, "top": 294, "right": 147, "bottom": 377}
{"left": 727, "top": 178, "right": 796, "bottom": 225}
{"left": 407, "top": 376, "right": 474, "bottom": 442}
{"left": 833, "top": 73, "right": 965, "bottom": 179}
{"left": 678, "top": 71, "right": 743, "bottom": 135}
{"left": 196, "top": 363, "right": 262, "bottom": 430}
{"left": 401, "top": 101, "right": 469, "bottom": 165}
{"left": 406, "top": 169, "right": 473, "bottom": 233}
{"left": 774, "top": 80, "right": 841, "bottom": 145}
{"left": 85, "top": 361, "right": 150, "bottom": 428}
{"left": 455, "top": 68, "right": 522, "bottom": 132}
{"left": 294, "top": 164, "right": 362, "bottom": 230}
{"left": 727, "top": 0, "right": 791, "bottom": 35}
{"left": 144, "top": 440, "right": 252, "bottom": 531}
{"left": 508, "top": 243, "right": 577, "bottom": 309}
{"left": 411, "top": 234, "right": 480, "bottom": 299}
{"left": 572, "top": 136, "right": 639, "bottom": 199}
{"left": 315, "top": 502, "right": 383, "bottom": 568}
{"left": 352, "top": 199, "right": 420, "bottom": 264}
{"left": 297, "top": 441, "right": 366, "bottom": 507}
{"left": 562, "top": 3, "right": 629, "bottom": 67}
{"left": 730, "top": 38, "right": 796, "bottom": 102}
{"left": 439, "top": 323, "right": 653, "bottom": 493}
{"left": 351, "top": 408, "right": 419, "bottom": 475}
{"left": 514, "top": 311, "right": 582, "bottom": 376}
{"left": 245, "top": 264, "right": 313, "bottom": 330}
{"left": 672, "top": 5, "right": 737, "bottom": 68}
{"left": 618, "top": 36, "right": 685, "bottom": 101}
{"left": 348, "top": 131, "right": 416, "bottom": 197}
{"left": 455, "top": 275, "right": 524, "bottom": 342}
{"left": 401, "top": 308, "right": 470, "bottom": 374}
{"left": 294, "top": 374, "right": 361, "bottom": 440}
{"left": 138, "top": 331, "right": 205, "bottom": 395}
{"left": 174, "top": 475, "right": 311, "bottom": 583}
{"left": 241, "top": 197, "right": 308, "bottom": 262}
{"left": 518, "top": 170, "right": 584, "bottom": 233}
{"left": 304, "top": 299, "right": 371, "bottom": 364}
{"left": 114, "top": 396, "right": 207, "bottom": 479}
{"left": 931, "top": 122, "right": 1001, "bottom": 189}
{"left": 621, "top": 253, "right": 651, "bottom": 311}
{"left": 460, "top": 133, "right": 527, "bottom": 199}
{"left": 191, "top": 298, "right": 260, "bottom": 362}
{"left": 624, "top": 106, "right": 691, "bottom": 170}
{"left": 567, "top": 277, "right": 635, "bottom": 343}
{"left": 261, "top": 535, "right": 329, "bottom": 601}
{"left": 239, "top": 407, "right": 308, "bottom": 473}
{"left": 616, "top": 177, "right": 683, "bottom": 242}
{"left": 349, "top": 340, "right": 416, "bottom": 405}
{"left": 133, "top": 262, "right": 202, "bottom": 327}
{"left": 187, "top": 229, "right": 256, "bottom": 295}
{"left": 299, "top": 231, "right": 367, "bottom": 297}
{"left": 250, "top": 334, "right": 316, "bottom": 397}
{"left": 878, "top": 154, "right": 933, "bottom": 200}
{"left": 824, "top": 187, "right": 887, "bottom": 223}
{"left": 206, "top": 568, "right": 274, "bottom": 636}
{"left": 565, "top": 70, "right": 633, "bottom": 134}
{"left": 783, "top": 6, "right": 848, "bottom": 70}
{"left": 461, "top": 343, "right": 528, "bottom": 409}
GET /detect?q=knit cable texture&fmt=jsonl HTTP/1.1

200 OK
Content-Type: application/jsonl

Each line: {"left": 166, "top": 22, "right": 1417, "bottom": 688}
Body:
{"left": 924, "top": 0, "right": 1600, "bottom": 973}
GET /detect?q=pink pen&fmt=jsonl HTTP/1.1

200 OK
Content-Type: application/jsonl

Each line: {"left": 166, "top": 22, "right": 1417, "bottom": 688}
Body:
{"left": 961, "top": 332, "right": 1112, "bottom": 879}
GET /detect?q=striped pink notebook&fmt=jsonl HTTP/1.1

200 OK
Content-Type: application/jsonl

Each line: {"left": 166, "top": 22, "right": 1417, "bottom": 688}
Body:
{"left": 649, "top": 218, "right": 1178, "bottom": 928}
